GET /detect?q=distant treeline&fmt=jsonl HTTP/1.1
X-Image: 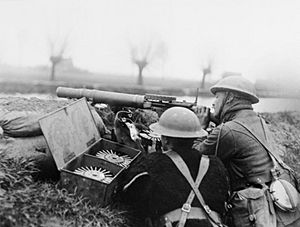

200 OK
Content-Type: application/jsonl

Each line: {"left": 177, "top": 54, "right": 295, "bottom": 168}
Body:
{"left": 0, "top": 65, "right": 299, "bottom": 98}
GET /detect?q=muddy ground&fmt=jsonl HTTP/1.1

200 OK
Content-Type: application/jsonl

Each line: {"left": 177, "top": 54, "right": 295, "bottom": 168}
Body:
{"left": 0, "top": 96, "right": 300, "bottom": 226}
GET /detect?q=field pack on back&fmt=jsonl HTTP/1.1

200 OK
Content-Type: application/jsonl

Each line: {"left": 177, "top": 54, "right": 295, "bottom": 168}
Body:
{"left": 233, "top": 118, "right": 300, "bottom": 227}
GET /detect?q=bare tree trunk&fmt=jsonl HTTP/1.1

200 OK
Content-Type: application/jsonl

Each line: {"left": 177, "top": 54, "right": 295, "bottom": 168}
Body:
{"left": 200, "top": 64, "right": 212, "bottom": 89}
{"left": 50, "top": 62, "right": 56, "bottom": 81}
{"left": 201, "top": 73, "right": 207, "bottom": 89}
{"left": 137, "top": 66, "right": 144, "bottom": 85}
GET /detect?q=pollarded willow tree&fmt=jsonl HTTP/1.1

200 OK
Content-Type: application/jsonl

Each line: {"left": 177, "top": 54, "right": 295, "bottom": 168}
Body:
{"left": 130, "top": 40, "right": 167, "bottom": 86}
{"left": 48, "top": 35, "right": 69, "bottom": 81}
{"left": 200, "top": 59, "right": 213, "bottom": 89}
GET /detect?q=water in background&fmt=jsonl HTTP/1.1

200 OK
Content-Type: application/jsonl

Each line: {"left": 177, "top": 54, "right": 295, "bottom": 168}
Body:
{"left": 179, "top": 96, "right": 300, "bottom": 113}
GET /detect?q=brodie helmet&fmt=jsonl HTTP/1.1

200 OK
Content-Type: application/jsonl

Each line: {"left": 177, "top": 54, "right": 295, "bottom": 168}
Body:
{"left": 149, "top": 107, "right": 207, "bottom": 138}
{"left": 210, "top": 75, "right": 259, "bottom": 104}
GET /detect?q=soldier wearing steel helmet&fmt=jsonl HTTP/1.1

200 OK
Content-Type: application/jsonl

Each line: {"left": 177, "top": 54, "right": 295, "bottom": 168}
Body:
{"left": 193, "top": 74, "right": 277, "bottom": 226}
{"left": 118, "top": 107, "right": 229, "bottom": 227}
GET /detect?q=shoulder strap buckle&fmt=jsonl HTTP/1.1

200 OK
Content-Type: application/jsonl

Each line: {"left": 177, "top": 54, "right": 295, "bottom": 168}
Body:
{"left": 181, "top": 203, "right": 191, "bottom": 213}
{"left": 204, "top": 205, "right": 211, "bottom": 214}
{"left": 165, "top": 152, "right": 223, "bottom": 227}
{"left": 271, "top": 168, "right": 280, "bottom": 179}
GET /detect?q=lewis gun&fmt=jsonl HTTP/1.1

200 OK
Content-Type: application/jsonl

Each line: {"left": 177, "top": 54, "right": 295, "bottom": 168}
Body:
{"left": 57, "top": 87, "right": 197, "bottom": 109}
{"left": 56, "top": 87, "right": 217, "bottom": 122}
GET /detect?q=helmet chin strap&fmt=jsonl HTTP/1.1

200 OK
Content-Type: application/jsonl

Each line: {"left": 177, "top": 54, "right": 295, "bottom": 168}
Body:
{"left": 216, "top": 91, "right": 230, "bottom": 123}
{"left": 162, "top": 147, "right": 172, "bottom": 154}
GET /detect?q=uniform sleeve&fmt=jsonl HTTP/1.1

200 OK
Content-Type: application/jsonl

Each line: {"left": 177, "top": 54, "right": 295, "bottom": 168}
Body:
{"left": 193, "top": 124, "right": 235, "bottom": 162}
{"left": 117, "top": 154, "right": 152, "bottom": 205}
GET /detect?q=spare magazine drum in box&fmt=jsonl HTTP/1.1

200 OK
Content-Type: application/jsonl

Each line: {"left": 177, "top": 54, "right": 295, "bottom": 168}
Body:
{"left": 39, "top": 98, "right": 141, "bottom": 206}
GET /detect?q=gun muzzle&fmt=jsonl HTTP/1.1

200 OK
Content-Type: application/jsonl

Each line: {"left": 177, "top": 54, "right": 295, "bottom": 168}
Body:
{"left": 56, "top": 87, "right": 146, "bottom": 108}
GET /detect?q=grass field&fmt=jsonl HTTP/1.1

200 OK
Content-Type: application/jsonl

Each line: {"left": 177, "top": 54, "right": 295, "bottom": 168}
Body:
{"left": 0, "top": 109, "right": 299, "bottom": 227}
{"left": 0, "top": 93, "right": 299, "bottom": 226}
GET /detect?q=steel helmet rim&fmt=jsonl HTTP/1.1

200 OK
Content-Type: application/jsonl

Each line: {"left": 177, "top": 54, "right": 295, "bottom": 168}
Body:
{"left": 210, "top": 86, "right": 259, "bottom": 104}
{"left": 149, "top": 122, "right": 207, "bottom": 138}
{"left": 210, "top": 76, "right": 259, "bottom": 104}
{"left": 149, "top": 107, "right": 208, "bottom": 138}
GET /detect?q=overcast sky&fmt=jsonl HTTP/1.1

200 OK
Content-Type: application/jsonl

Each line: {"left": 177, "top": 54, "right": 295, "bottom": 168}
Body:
{"left": 0, "top": 0, "right": 299, "bottom": 82}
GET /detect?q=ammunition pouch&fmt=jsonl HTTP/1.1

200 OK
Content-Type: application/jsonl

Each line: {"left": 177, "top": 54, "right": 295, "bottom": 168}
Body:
{"left": 228, "top": 185, "right": 276, "bottom": 227}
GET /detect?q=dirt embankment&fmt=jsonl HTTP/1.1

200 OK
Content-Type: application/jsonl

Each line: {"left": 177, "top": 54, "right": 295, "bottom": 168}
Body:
{"left": 0, "top": 97, "right": 300, "bottom": 226}
{"left": 261, "top": 112, "right": 300, "bottom": 180}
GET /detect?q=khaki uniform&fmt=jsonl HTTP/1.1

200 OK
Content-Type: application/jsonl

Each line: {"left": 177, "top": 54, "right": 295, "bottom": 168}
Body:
{"left": 194, "top": 102, "right": 276, "bottom": 227}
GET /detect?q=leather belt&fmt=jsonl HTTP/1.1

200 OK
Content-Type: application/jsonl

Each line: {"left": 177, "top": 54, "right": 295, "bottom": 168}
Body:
{"left": 247, "top": 171, "right": 272, "bottom": 184}
{"left": 232, "top": 172, "right": 272, "bottom": 191}
{"left": 163, "top": 207, "right": 221, "bottom": 223}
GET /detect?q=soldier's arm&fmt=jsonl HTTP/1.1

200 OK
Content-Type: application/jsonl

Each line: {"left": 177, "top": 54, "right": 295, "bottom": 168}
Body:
{"left": 193, "top": 124, "right": 234, "bottom": 161}
{"left": 118, "top": 155, "right": 151, "bottom": 202}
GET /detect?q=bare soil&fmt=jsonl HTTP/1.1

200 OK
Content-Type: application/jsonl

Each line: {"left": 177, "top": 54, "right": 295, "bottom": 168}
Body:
{"left": 0, "top": 96, "right": 71, "bottom": 113}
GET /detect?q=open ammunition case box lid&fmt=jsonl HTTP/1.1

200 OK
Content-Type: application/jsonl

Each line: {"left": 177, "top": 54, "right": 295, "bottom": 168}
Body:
{"left": 39, "top": 98, "right": 142, "bottom": 206}
{"left": 39, "top": 97, "right": 101, "bottom": 170}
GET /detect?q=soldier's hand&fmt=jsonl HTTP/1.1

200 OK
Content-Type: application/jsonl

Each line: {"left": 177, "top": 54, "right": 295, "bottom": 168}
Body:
{"left": 192, "top": 106, "right": 211, "bottom": 129}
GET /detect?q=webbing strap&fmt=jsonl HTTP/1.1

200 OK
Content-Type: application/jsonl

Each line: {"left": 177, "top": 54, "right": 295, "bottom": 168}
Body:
{"left": 215, "top": 123, "right": 224, "bottom": 156}
{"left": 179, "top": 154, "right": 208, "bottom": 227}
{"left": 232, "top": 118, "right": 292, "bottom": 172}
{"left": 165, "top": 151, "right": 222, "bottom": 227}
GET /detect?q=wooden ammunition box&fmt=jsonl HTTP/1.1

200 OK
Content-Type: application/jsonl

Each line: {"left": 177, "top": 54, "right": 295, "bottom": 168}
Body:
{"left": 39, "top": 98, "right": 141, "bottom": 206}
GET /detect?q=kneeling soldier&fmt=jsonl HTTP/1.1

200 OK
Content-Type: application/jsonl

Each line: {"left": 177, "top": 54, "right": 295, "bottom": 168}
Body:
{"left": 194, "top": 75, "right": 279, "bottom": 226}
